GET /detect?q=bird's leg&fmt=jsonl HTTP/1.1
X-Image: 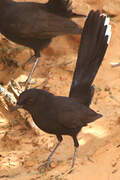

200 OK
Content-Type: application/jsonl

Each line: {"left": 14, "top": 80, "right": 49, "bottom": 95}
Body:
{"left": 44, "top": 140, "right": 61, "bottom": 166}
{"left": 19, "top": 56, "right": 39, "bottom": 90}
{"left": 67, "top": 135, "right": 79, "bottom": 173}
{"left": 38, "top": 140, "right": 62, "bottom": 172}
{"left": 22, "top": 55, "right": 36, "bottom": 70}
{"left": 38, "top": 136, "right": 63, "bottom": 172}
{"left": 25, "top": 58, "right": 39, "bottom": 90}
{"left": 68, "top": 146, "right": 78, "bottom": 174}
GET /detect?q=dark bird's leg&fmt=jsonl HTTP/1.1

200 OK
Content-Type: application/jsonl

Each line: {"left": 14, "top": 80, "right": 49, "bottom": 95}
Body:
{"left": 38, "top": 136, "right": 63, "bottom": 172}
{"left": 24, "top": 58, "right": 39, "bottom": 90}
{"left": 19, "top": 55, "right": 39, "bottom": 89}
{"left": 68, "top": 147, "right": 78, "bottom": 173}
{"left": 22, "top": 55, "right": 36, "bottom": 70}
{"left": 20, "top": 50, "right": 40, "bottom": 89}
{"left": 46, "top": 141, "right": 61, "bottom": 164}
{"left": 45, "top": 136, "right": 63, "bottom": 165}
{"left": 68, "top": 135, "right": 79, "bottom": 174}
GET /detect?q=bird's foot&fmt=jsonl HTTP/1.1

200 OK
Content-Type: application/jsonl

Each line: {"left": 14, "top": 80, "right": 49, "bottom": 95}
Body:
{"left": 19, "top": 79, "right": 36, "bottom": 90}
{"left": 38, "top": 160, "right": 57, "bottom": 173}
{"left": 67, "top": 167, "right": 74, "bottom": 174}
{"left": 19, "top": 80, "right": 36, "bottom": 86}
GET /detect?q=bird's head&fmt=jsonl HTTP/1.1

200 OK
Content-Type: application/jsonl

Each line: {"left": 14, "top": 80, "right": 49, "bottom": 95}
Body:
{"left": 11, "top": 88, "right": 40, "bottom": 112}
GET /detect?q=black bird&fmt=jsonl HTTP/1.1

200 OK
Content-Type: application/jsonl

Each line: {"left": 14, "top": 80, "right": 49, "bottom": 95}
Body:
{"left": 11, "top": 10, "right": 111, "bottom": 173}
{"left": 0, "top": 0, "right": 85, "bottom": 89}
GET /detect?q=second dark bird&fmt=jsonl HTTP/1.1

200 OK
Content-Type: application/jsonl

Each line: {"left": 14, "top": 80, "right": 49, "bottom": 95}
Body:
{"left": 11, "top": 10, "right": 111, "bottom": 173}
{"left": 0, "top": 0, "right": 85, "bottom": 89}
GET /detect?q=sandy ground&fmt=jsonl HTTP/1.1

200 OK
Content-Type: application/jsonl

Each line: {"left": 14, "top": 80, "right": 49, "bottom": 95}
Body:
{"left": 0, "top": 0, "right": 120, "bottom": 179}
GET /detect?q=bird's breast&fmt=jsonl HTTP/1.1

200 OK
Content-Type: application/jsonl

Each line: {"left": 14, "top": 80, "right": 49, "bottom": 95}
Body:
{"left": 31, "top": 110, "right": 57, "bottom": 134}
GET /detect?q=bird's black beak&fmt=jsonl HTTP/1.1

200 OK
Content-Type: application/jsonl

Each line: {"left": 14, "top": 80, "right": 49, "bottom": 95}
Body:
{"left": 10, "top": 104, "right": 23, "bottom": 112}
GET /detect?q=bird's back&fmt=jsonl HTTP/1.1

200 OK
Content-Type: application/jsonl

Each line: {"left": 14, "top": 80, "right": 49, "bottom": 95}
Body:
{"left": 26, "top": 90, "right": 101, "bottom": 136}
{"left": 0, "top": 0, "right": 82, "bottom": 50}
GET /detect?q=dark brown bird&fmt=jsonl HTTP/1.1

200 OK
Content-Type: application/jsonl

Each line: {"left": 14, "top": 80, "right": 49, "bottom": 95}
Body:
{"left": 11, "top": 10, "right": 111, "bottom": 173}
{"left": 0, "top": 0, "right": 85, "bottom": 89}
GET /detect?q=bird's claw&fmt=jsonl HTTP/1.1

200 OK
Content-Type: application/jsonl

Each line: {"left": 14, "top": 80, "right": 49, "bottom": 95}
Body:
{"left": 38, "top": 160, "right": 56, "bottom": 173}
{"left": 19, "top": 80, "right": 36, "bottom": 87}
{"left": 67, "top": 167, "right": 74, "bottom": 174}
{"left": 38, "top": 160, "right": 51, "bottom": 173}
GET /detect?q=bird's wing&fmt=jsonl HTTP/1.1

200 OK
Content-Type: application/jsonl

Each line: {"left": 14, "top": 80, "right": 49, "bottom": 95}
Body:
{"left": 47, "top": 0, "right": 86, "bottom": 18}
{"left": 6, "top": 3, "right": 82, "bottom": 39}
{"left": 55, "top": 97, "right": 102, "bottom": 129}
{"left": 69, "top": 10, "right": 111, "bottom": 105}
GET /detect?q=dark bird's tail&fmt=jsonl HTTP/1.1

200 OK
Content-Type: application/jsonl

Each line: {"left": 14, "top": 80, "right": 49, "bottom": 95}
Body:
{"left": 69, "top": 10, "right": 111, "bottom": 106}
{"left": 47, "top": 0, "right": 86, "bottom": 18}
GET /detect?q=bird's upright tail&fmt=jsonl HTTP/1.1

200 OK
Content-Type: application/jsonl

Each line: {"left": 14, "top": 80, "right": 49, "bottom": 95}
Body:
{"left": 69, "top": 10, "right": 111, "bottom": 106}
{"left": 47, "top": 0, "right": 86, "bottom": 18}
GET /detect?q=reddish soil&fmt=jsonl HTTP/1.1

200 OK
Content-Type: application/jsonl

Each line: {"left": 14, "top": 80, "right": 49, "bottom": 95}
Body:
{"left": 0, "top": 0, "right": 120, "bottom": 180}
